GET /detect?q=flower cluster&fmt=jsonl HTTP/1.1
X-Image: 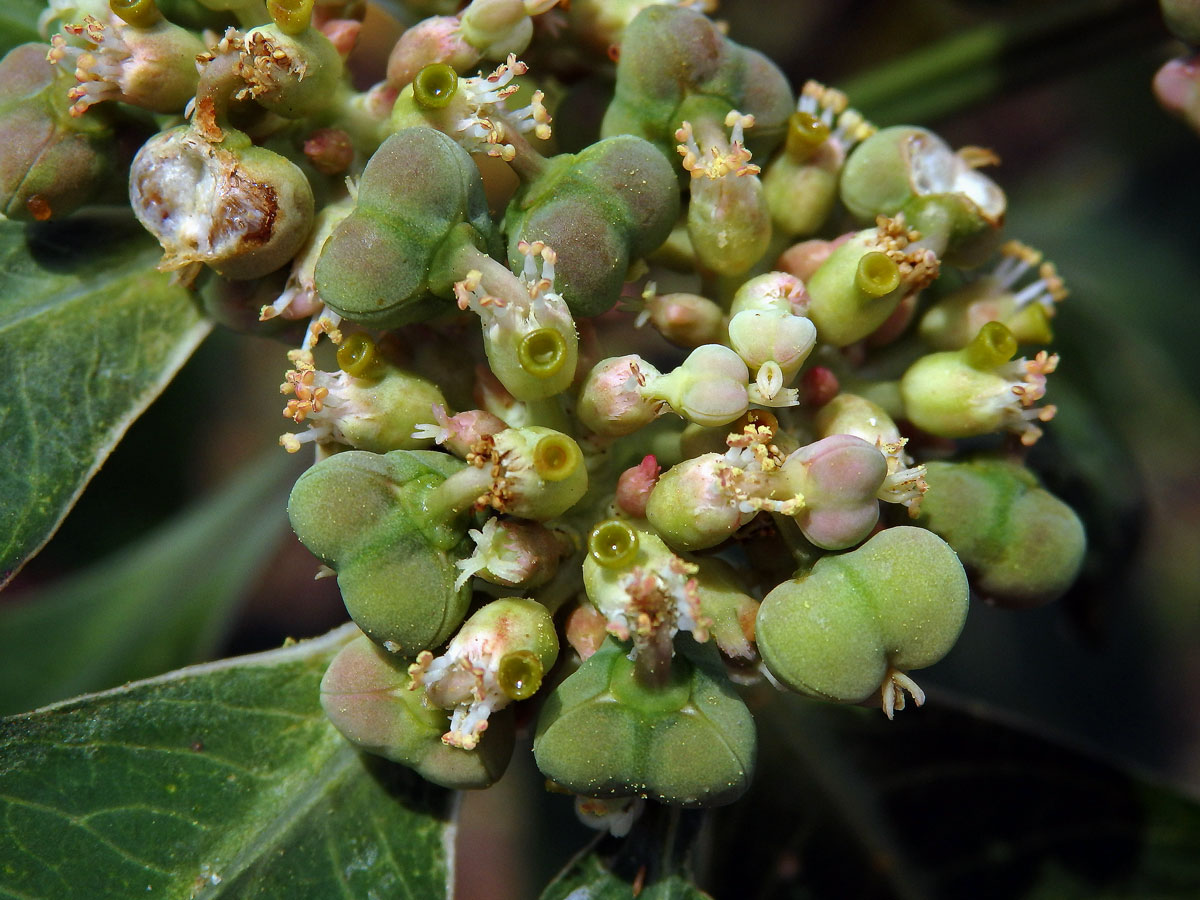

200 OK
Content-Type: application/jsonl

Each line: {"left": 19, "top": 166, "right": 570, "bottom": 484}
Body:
{"left": 8, "top": 0, "right": 1088, "bottom": 828}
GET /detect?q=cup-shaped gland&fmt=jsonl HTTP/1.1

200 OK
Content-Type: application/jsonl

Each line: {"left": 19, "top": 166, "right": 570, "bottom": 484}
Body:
{"left": 601, "top": 4, "right": 792, "bottom": 167}
{"left": 916, "top": 458, "right": 1086, "bottom": 609}
{"left": 777, "top": 434, "right": 888, "bottom": 550}
{"left": 314, "top": 127, "right": 496, "bottom": 328}
{"left": 452, "top": 240, "right": 579, "bottom": 402}
{"left": 764, "top": 80, "right": 875, "bottom": 239}
{"left": 320, "top": 633, "right": 515, "bottom": 788}
{"left": 453, "top": 516, "right": 571, "bottom": 590}
{"left": 840, "top": 126, "right": 1006, "bottom": 262}
{"left": 287, "top": 449, "right": 474, "bottom": 654}
{"left": 459, "top": 0, "right": 559, "bottom": 59}
{"left": 386, "top": 17, "right": 479, "bottom": 89}
{"left": 576, "top": 355, "right": 665, "bottom": 438}
{"left": 235, "top": 12, "right": 344, "bottom": 119}
{"left": 900, "top": 321, "right": 1059, "bottom": 446}
{"left": 47, "top": 8, "right": 205, "bottom": 116}
{"left": 504, "top": 134, "right": 680, "bottom": 316}
{"left": 0, "top": 43, "right": 115, "bottom": 221}
{"left": 390, "top": 56, "right": 552, "bottom": 165}
{"left": 675, "top": 111, "right": 771, "bottom": 275}
{"left": 409, "top": 597, "right": 559, "bottom": 749}
{"left": 804, "top": 215, "right": 939, "bottom": 347}
{"left": 425, "top": 425, "right": 588, "bottom": 521}
{"left": 278, "top": 334, "right": 447, "bottom": 453}
{"left": 641, "top": 344, "right": 750, "bottom": 428}
{"left": 756, "top": 526, "right": 969, "bottom": 718}
{"left": 129, "top": 124, "right": 315, "bottom": 279}
{"left": 918, "top": 240, "right": 1067, "bottom": 350}
{"left": 533, "top": 637, "right": 756, "bottom": 807}
{"left": 813, "top": 393, "right": 928, "bottom": 516}
{"left": 583, "top": 518, "right": 711, "bottom": 677}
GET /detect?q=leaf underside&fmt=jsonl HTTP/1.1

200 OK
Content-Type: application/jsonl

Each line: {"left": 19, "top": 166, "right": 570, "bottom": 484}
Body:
{"left": 0, "top": 624, "right": 455, "bottom": 900}
{"left": 0, "top": 215, "right": 210, "bottom": 588}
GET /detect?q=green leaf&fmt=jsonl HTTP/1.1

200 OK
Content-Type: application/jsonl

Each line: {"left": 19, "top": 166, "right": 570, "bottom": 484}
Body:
{"left": 0, "top": 624, "right": 454, "bottom": 899}
{"left": 0, "top": 0, "right": 43, "bottom": 53}
{"left": 0, "top": 214, "right": 210, "bottom": 588}
{"left": 708, "top": 694, "right": 1200, "bottom": 899}
{"left": 542, "top": 852, "right": 711, "bottom": 900}
{"left": 0, "top": 452, "right": 301, "bottom": 716}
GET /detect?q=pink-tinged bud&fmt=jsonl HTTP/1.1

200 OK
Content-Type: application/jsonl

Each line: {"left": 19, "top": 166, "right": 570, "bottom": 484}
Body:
{"left": 577, "top": 355, "right": 663, "bottom": 437}
{"left": 454, "top": 517, "right": 570, "bottom": 589}
{"left": 412, "top": 404, "right": 508, "bottom": 458}
{"left": 776, "top": 232, "right": 852, "bottom": 282}
{"left": 319, "top": 18, "right": 361, "bottom": 57}
{"left": 303, "top": 127, "right": 355, "bottom": 174}
{"left": 638, "top": 289, "right": 726, "bottom": 348}
{"left": 616, "top": 455, "right": 661, "bottom": 518}
{"left": 779, "top": 434, "right": 887, "bottom": 550}
{"left": 801, "top": 366, "right": 840, "bottom": 407}
{"left": 565, "top": 602, "right": 609, "bottom": 661}
{"left": 386, "top": 16, "right": 479, "bottom": 88}
{"left": 1154, "top": 56, "right": 1200, "bottom": 134}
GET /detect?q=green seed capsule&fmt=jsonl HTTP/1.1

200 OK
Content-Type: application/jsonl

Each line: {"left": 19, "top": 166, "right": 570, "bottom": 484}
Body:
{"left": 413, "top": 63, "right": 459, "bottom": 109}
{"left": 588, "top": 519, "right": 640, "bottom": 570}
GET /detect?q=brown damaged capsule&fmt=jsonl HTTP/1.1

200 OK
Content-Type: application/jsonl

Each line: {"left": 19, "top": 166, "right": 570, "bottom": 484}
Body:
{"left": 129, "top": 124, "right": 315, "bottom": 279}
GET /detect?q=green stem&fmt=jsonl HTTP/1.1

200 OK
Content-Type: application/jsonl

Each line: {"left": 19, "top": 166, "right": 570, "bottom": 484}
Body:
{"left": 842, "top": 0, "right": 1159, "bottom": 123}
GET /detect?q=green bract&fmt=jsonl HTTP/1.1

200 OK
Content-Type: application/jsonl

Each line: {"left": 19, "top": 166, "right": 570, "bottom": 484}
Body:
{"left": 504, "top": 135, "right": 679, "bottom": 316}
{"left": 533, "top": 638, "right": 756, "bottom": 807}
{"left": 314, "top": 127, "right": 497, "bottom": 327}
{"left": 917, "top": 458, "right": 1086, "bottom": 609}
{"left": 287, "top": 449, "right": 474, "bottom": 655}
{"left": 756, "top": 527, "right": 969, "bottom": 707}
{"left": 320, "top": 634, "right": 515, "bottom": 788}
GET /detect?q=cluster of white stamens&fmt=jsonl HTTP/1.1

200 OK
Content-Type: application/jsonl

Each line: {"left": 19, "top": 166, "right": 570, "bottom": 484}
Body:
{"left": 991, "top": 241, "right": 1069, "bottom": 312}
{"left": 675, "top": 110, "right": 760, "bottom": 180}
{"left": 456, "top": 55, "right": 551, "bottom": 161}
{"left": 797, "top": 79, "right": 876, "bottom": 152}
{"left": 408, "top": 637, "right": 504, "bottom": 750}
{"left": 277, "top": 360, "right": 356, "bottom": 452}
{"left": 999, "top": 351, "right": 1060, "bottom": 446}
{"left": 47, "top": 17, "right": 132, "bottom": 117}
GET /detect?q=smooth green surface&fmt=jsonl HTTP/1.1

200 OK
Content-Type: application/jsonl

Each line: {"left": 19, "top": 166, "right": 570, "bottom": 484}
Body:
{"left": 0, "top": 0, "right": 41, "bottom": 52}
{"left": 0, "top": 624, "right": 454, "bottom": 899}
{"left": 0, "top": 215, "right": 210, "bottom": 587}
{"left": 0, "top": 453, "right": 298, "bottom": 715}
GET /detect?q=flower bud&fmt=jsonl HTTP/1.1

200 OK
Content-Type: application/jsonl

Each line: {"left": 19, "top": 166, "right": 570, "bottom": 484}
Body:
{"left": 287, "top": 449, "right": 474, "bottom": 655}
{"left": 577, "top": 355, "right": 663, "bottom": 437}
{"left": 320, "top": 634, "right": 515, "bottom": 788}
{"left": 0, "top": 43, "right": 115, "bottom": 221}
{"left": 615, "top": 455, "right": 660, "bottom": 518}
{"left": 916, "top": 458, "right": 1086, "bottom": 608}
{"left": 409, "top": 597, "right": 558, "bottom": 749}
{"left": 635, "top": 287, "right": 726, "bottom": 349}
{"left": 459, "top": 0, "right": 550, "bottom": 59}
{"left": 900, "top": 321, "right": 1059, "bottom": 445}
{"left": 386, "top": 16, "right": 479, "bottom": 88}
{"left": 533, "top": 637, "right": 756, "bottom": 807}
{"left": 454, "top": 517, "right": 570, "bottom": 589}
{"left": 130, "top": 125, "right": 315, "bottom": 279}
{"left": 756, "top": 526, "right": 969, "bottom": 718}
